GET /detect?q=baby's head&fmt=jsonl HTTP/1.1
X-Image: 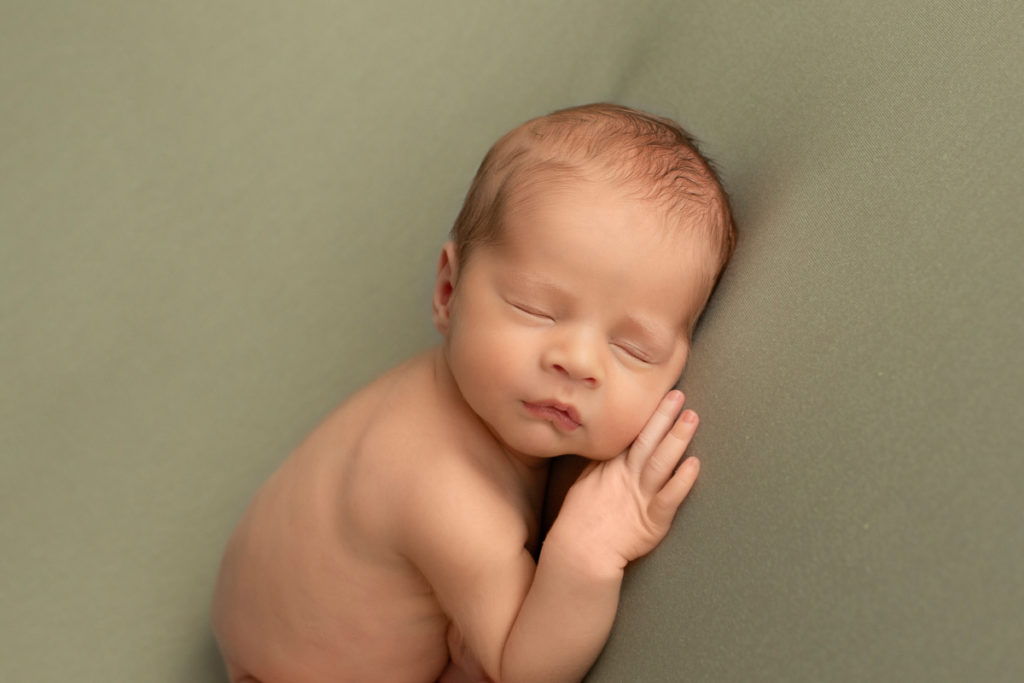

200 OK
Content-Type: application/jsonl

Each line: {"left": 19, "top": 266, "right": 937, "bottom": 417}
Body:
{"left": 450, "top": 102, "right": 735, "bottom": 334}
{"left": 434, "top": 103, "right": 736, "bottom": 461}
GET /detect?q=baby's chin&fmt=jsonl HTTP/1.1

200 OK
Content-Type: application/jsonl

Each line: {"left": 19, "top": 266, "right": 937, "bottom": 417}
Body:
{"left": 573, "top": 428, "right": 640, "bottom": 461}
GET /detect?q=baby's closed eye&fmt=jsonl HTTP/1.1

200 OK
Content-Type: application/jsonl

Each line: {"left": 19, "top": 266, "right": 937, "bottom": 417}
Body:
{"left": 510, "top": 301, "right": 555, "bottom": 322}
{"left": 612, "top": 340, "right": 654, "bottom": 364}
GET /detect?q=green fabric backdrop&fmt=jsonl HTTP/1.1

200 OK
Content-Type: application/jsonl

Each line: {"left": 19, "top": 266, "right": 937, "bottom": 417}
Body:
{"left": 2, "top": 1, "right": 1021, "bottom": 681}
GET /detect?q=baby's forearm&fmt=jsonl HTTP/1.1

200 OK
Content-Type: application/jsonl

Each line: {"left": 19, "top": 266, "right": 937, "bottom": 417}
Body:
{"left": 499, "top": 532, "right": 623, "bottom": 683}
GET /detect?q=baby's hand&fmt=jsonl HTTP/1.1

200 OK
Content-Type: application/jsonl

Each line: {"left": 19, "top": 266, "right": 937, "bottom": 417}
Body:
{"left": 551, "top": 390, "right": 700, "bottom": 572}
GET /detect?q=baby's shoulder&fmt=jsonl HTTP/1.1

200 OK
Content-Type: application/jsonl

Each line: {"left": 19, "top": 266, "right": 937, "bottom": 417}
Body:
{"left": 384, "top": 427, "right": 520, "bottom": 520}
{"left": 323, "top": 350, "right": 531, "bottom": 548}
{"left": 394, "top": 444, "right": 533, "bottom": 563}
{"left": 372, "top": 416, "right": 527, "bottom": 546}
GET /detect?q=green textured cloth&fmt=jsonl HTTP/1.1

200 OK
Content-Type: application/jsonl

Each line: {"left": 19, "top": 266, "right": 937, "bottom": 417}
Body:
{"left": 2, "top": 1, "right": 1021, "bottom": 681}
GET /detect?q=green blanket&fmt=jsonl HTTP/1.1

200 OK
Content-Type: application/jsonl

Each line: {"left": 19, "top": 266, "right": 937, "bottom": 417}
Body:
{"left": 3, "top": 1, "right": 1021, "bottom": 680}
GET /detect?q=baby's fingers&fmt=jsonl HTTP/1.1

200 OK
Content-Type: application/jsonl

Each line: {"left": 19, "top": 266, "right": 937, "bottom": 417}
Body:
{"left": 638, "top": 406, "right": 699, "bottom": 497}
{"left": 649, "top": 456, "right": 700, "bottom": 530}
{"left": 627, "top": 390, "right": 686, "bottom": 473}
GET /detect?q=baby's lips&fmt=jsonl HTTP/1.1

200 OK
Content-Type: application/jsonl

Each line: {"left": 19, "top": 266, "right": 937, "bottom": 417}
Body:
{"left": 524, "top": 400, "right": 582, "bottom": 430}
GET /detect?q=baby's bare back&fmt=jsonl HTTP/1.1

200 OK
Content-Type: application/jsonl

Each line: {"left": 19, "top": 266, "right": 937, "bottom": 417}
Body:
{"left": 212, "top": 353, "right": 458, "bottom": 682}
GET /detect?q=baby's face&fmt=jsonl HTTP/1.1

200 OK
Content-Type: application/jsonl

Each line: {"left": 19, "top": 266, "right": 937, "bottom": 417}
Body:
{"left": 443, "top": 180, "right": 715, "bottom": 463}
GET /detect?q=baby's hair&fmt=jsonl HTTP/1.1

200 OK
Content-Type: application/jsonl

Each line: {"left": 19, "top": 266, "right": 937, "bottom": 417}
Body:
{"left": 451, "top": 103, "right": 736, "bottom": 290}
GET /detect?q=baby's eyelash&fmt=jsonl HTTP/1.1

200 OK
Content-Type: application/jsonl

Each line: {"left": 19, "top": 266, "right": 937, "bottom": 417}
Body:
{"left": 511, "top": 302, "right": 553, "bottom": 321}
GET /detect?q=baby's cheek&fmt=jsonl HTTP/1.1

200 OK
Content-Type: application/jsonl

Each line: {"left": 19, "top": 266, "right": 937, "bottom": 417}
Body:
{"left": 600, "top": 393, "right": 663, "bottom": 454}
{"left": 591, "top": 410, "right": 646, "bottom": 458}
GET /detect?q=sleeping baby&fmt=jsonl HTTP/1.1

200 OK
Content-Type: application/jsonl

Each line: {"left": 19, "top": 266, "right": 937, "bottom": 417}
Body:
{"left": 212, "top": 102, "right": 736, "bottom": 682}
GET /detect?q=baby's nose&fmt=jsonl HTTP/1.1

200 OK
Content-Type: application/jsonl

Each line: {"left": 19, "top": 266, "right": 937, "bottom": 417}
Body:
{"left": 553, "top": 361, "right": 599, "bottom": 386}
{"left": 546, "top": 330, "right": 601, "bottom": 386}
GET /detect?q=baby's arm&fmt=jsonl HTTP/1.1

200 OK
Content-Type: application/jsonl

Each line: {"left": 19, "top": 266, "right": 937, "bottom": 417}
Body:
{"left": 405, "top": 391, "right": 700, "bottom": 683}
{"left": 503, "top": 390, "right": 700, "bottom": 680}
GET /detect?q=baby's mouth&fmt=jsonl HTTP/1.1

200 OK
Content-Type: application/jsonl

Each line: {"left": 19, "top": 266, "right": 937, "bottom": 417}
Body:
{"left": 523, "top": 400, "right": 582, "bottom": 431}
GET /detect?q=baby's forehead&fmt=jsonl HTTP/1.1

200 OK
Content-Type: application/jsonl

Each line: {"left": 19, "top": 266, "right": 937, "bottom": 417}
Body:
{"left": 498, "top": 183, "right": 719, "bottom": 286}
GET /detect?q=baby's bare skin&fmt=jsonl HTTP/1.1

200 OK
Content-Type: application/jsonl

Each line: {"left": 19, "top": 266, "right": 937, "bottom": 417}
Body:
{"left": 213, "top": 174, "right": 712, "bottom": 682}
{"left": 212, "top": 348, "right": 544, "bottom": 682}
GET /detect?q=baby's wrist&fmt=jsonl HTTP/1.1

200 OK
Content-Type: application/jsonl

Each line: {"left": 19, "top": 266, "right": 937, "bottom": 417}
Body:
{"left": 540, "top": 525, "right": 626, "bottom": 583}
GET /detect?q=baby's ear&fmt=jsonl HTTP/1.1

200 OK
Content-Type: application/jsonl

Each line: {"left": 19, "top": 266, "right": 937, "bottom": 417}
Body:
{"left": 432, "top": 241, "right": 459, "bottom": 335}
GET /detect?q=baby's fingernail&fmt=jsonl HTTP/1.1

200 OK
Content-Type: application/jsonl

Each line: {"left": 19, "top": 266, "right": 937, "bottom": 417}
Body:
{"left": 682, "top": 410, "right": 698, "bottom": 423}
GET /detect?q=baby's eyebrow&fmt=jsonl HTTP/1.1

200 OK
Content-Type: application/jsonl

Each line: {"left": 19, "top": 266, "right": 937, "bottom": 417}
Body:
{"left": 506, "top": 273, "right": 565, "bottom": 297}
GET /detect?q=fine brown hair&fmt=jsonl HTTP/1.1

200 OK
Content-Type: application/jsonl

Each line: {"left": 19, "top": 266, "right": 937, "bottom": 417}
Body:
{"left": 450, "top": 103, "right": 736, "bottom": 291}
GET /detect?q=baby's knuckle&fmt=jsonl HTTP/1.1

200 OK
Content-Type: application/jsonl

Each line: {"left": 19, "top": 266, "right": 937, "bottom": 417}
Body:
{"left": 632, "top": 433, "right": 654, "bottom": 452}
